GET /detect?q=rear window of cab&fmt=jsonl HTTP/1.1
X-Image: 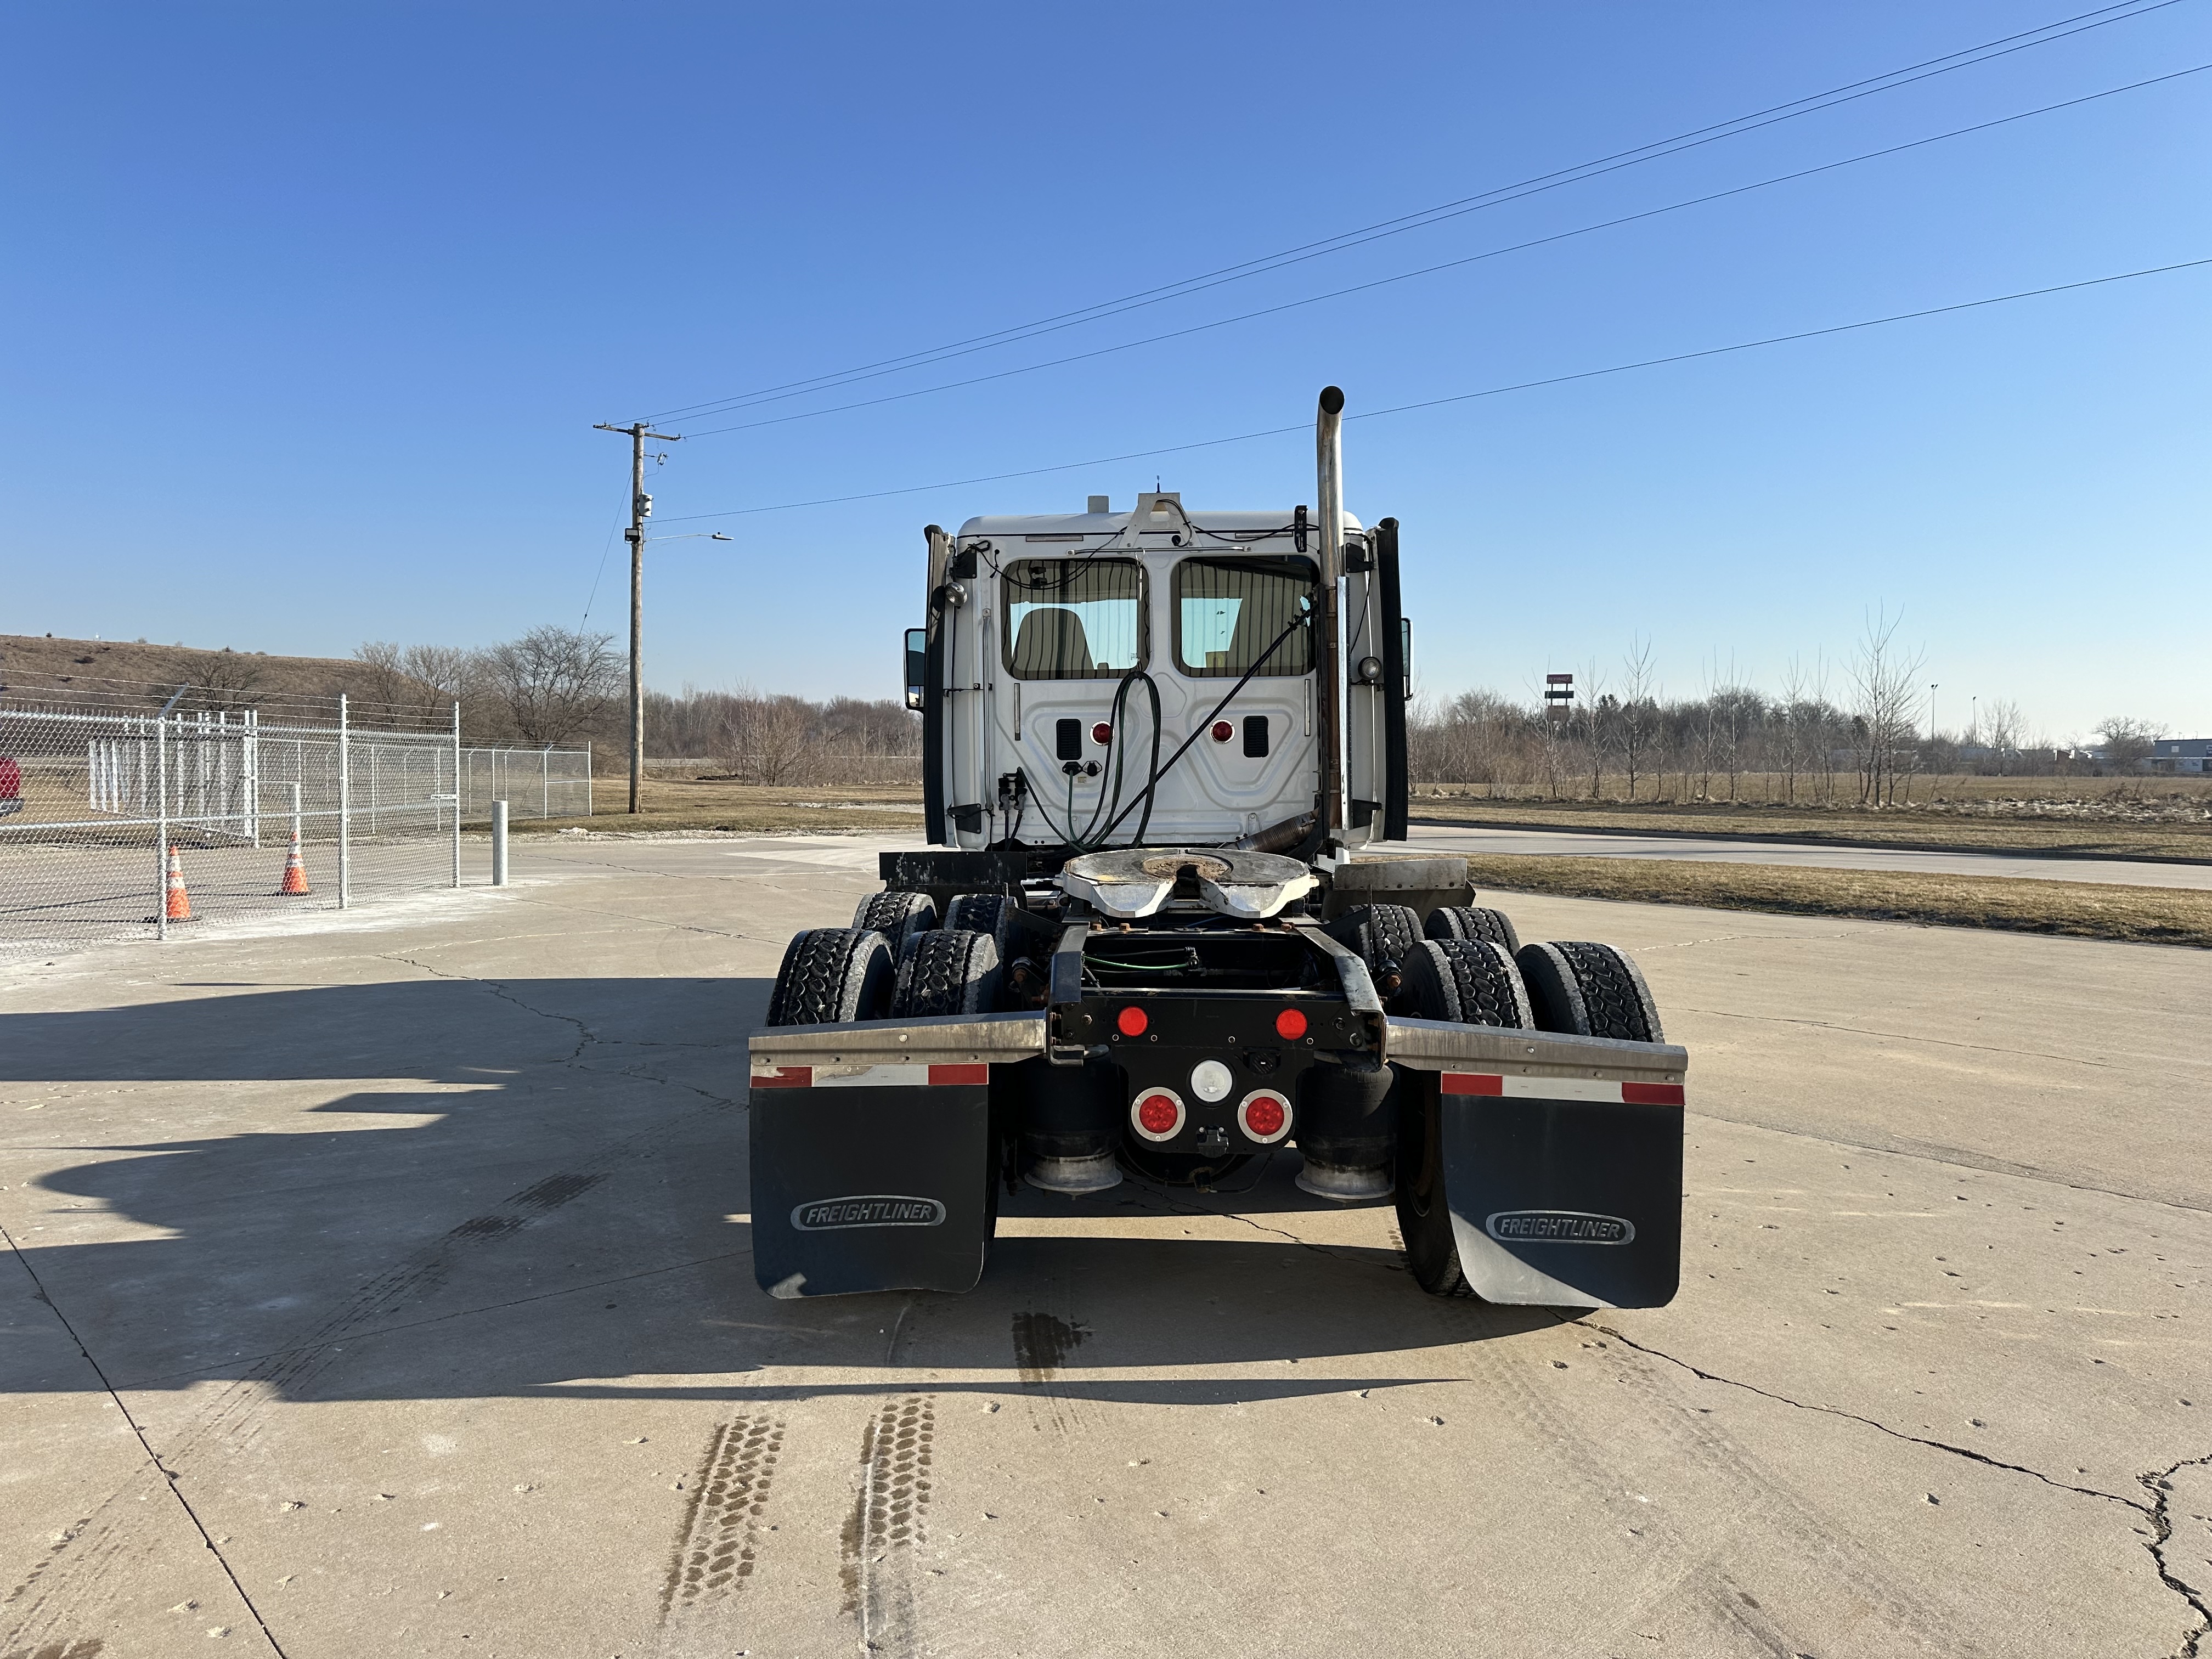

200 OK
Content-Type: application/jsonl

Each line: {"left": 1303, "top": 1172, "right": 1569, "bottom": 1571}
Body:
{"left": 1173, "top": 556, "right": 1317, "bottom": 677}
{"left": 1002, "top": 557, "right": 1146, "bottom": 679}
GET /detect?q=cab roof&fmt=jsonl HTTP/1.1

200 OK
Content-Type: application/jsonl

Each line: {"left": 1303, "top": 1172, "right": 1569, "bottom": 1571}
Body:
{"left": 955, "top": 504, "right": 1363, "bottom": 541}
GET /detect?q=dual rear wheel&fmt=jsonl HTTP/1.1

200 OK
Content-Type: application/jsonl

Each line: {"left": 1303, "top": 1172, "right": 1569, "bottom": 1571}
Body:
{"left": 1391, "top": 915, "right": 1664, "bottom": 1297}
{"left": 766, "top": 890, "right": 1009, "bottom": 1027}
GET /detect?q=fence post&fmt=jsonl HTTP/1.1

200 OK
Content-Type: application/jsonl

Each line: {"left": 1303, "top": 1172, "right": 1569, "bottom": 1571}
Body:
{"left": 492, "top": 799, "right": 509, "bottom": 886}
{"left": 585, "top": 741, "right": 592, "bottom": 817}
{"left": 156, "top": 710, "right": 168, "bottom": 941}
{"left": 338, "top": 693, "right": 351, "bottom": 910}
{"left": 452, "top": 701, "right": 462, "bottom": 888}
{"left": 542, "top": 747, "right": 549, "bottom": 821}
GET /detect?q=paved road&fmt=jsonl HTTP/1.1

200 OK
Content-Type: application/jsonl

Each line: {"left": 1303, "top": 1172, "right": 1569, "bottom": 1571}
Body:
{"left": 1407, "top": 820, "right": 2212, "bottom": 889}
{"left": 3, "top": 837, "right": 2208, "bottom": 1658}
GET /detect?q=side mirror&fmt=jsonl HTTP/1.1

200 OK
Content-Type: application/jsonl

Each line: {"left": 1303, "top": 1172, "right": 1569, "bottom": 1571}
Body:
{"left": 1400, "top": 619, "right": 1413, "bottom": 701}
{"left": 904, "top": 628, "right": 927, "bottom": 712}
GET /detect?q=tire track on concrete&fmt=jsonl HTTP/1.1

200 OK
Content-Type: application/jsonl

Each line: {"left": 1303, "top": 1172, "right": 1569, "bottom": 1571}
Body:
{"left": 840, "top": 1396, "right": 935, "bottom": 1657}
{"left": 659, "top": 1417, "right": 787, "bottom": 1623}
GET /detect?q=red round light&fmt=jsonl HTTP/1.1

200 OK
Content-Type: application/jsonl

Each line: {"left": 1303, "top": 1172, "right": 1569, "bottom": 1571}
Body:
{"left": 1274, "top": 1007, "right": 1308, "bottom": 1041}
{"left": 1136, "top": 1093, "right": 1180, "bottom": 1135}
{"left": 1244, "top": 1094, "right": 1286, "bottom": 1138}
{"left": 1116, "top": 1005, "right": 1149, "bottom": 1037}
{"left": 1091, "top": 721, "right": 1113, "bottom": 745}
{"left": 1210, "top": 720, "right": 1234, "bottom": 742}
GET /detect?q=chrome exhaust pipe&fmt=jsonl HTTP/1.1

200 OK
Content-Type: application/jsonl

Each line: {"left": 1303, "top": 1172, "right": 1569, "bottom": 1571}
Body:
{"left": 1312, "top": 385, "right": 1346, "bottom": 842}
{"left": 1315, "top": 385, "right": 1345, "bottom": 582}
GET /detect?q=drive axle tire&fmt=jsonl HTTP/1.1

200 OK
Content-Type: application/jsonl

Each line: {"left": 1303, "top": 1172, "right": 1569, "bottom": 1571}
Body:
{"left": 1393, "top": 939, "right": 1529, "bottom": 1296}
{"left": 1516, "top": 941, "right": 1663, "bottom": 1042}
{"left": 1401, "top": 938, "right": 1532, "bottom": 1028}
{"left": 891, "top": 928, "right": 1003, "bottom": 1018}
{"left": 1424, "top": 904, "right": 1521, "bottom": 956}
{"left": 765, "top": 927, "right": 895, "bottom": 1026}
{"left": 1329, "top": 902, "right": 1422, "bottom": 1002}
{"left": 1395, "top": 1073, "right": 1469, "bottom": 1297}
{"left": 853, "top": 889, "right": 937, "bottom": 954}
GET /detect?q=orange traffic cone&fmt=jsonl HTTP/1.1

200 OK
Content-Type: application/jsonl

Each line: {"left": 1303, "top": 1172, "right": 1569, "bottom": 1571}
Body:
{"left": 165, "top": 844, "right": 194, "bottom": 921}
{"left": 277, "top": 826, "right": 312, "bottom": 895}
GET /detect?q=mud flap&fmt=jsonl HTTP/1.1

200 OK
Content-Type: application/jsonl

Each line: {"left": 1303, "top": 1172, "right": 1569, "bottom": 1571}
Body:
{"left": 1440, "top": 1077, "right": 1681, "bottom": 1309}
{"left": 750, "top": 1080, "right": 995, "bottom": 1299}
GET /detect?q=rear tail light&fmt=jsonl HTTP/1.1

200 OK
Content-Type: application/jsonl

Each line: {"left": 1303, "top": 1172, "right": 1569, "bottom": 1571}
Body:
{"left": 1274, "top": 1007, "right": 1307, "bottom": 1041}
{"left": 1238, "top": 1090, "right": 1291, "bottom": 1144}
{"left": 1131, "top": 1088, "right": 1185, "bottom": 1142}
{"left": 1116, "top": 1005, "right": 1148, "bottom": 1037}
{"left": 1091, "top": 721, "right": 1113, "bottom": 745}
{"left": 1210, "top": 720, "right": 1234, "bottom": 742}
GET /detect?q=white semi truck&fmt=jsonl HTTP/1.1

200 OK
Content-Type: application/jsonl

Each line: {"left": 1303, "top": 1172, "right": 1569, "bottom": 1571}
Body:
{"left": 749, "top": 387, "right": 1686, "bottom": 1308}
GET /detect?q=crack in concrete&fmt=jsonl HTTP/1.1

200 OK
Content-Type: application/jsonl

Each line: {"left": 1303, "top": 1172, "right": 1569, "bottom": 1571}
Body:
{"left": 501, "top": 888, "right": 770, "bottom": 942}
{"left": 377, "top": 949, "right": 596, "bottom": 1062}
{"left": 1587, "top": 1319, "right": 2212, "bottom": 1656}
{"left": 2, "top": 1220, "right": 290, "bottom": 1658}
{"left": 1115, "top": 1164, "right": 1396, "bottom": 1271}
{"left": 2141, "top": 1453, "right": 2212, "bottom": 1659}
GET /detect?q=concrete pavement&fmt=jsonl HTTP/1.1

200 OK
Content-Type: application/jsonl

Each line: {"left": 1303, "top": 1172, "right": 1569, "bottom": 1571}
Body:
{"left": 2, "top": 836, "right": 2207, "bottom": 1658}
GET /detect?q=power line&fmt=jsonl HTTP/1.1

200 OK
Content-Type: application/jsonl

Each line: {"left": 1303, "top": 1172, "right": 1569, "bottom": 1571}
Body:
{"left": 641, "top": 0, "right": 2189, "bottom": 425}
{"left": 672, "top": 63, "right": 2208, "bottom": 441}
{"left": 652, "top": 256, "right": 2211, "bottom": 523}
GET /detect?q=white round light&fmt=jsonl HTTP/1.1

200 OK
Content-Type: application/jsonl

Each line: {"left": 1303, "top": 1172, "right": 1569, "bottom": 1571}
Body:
{"left": 1189, "top": 1059, "right": 1234, "bottom": 1102}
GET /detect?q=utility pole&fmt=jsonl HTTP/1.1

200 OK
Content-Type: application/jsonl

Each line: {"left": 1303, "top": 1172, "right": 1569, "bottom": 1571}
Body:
{"left": 595, "top": 421, "right": 681, "bottom": 814}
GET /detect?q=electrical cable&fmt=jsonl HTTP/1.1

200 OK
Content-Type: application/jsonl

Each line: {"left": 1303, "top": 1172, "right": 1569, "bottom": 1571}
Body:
{"left": 654, "top": 254, "right": 2212, "bottom": 524}
{"left": 644, "top": 0, "right": 2188, "bottom": 425}
{"left": 673, "top": 61, "right": 2211, "bottom": 441}
{"left": 1094, "top": 606, "right": 1312, "bottom": 845}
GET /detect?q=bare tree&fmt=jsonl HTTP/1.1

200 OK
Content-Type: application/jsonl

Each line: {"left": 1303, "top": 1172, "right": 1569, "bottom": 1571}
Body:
{"left": 353, "top": 641, "right": 413, "bottom": 708}
{"left": 2094, "top": 715, "right": 2160, "bottom": 772}
{"left": 1615, "top": 638, "right": 1660, "bottom": 803}
{"left": 1848, "top": 606, "right": 1927, "bottom": 806}
{"left": 718, "top": 691, "right": 818, "bottom": 784}
{"left": 168, "top": 647, "right": 266, "bottom": 713}
{"left": 478, "top": 627, "right": 620, "bottom": 747}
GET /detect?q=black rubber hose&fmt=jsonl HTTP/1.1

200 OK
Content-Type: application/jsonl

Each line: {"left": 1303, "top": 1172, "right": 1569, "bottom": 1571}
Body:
{"left": 1094, "top": 607, "right": 1308, "bottom": 845}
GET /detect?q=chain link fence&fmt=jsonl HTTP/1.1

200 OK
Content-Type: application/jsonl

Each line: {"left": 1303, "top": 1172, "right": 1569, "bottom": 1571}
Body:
{"left": 1, "top": 686, "right": 591, "bottom": 958}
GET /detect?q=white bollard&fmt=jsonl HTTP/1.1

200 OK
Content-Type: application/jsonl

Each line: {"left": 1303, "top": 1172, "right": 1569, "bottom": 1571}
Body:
{"left": 492, "top": 798, "right": 509, "bottom": 887}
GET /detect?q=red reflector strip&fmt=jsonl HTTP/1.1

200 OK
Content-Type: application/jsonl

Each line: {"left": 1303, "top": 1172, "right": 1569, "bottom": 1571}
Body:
{"left": 752, "top": 1065, "right": 812, "bottom": 1088}
{"left": 1441, "top": 1071, "right": 1683, "bottom": 1105}
{"left": 928, "top": 1063, "right": 989, "bottom": 1086}
{"left": 1441, "top": 1072, "right": 1503, "bottom": 1095}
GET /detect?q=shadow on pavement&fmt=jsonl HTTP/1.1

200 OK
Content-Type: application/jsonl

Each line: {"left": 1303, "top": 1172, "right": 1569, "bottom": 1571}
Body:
{"left": 3, "top": 979, "right": 1553, "bottom": 1407}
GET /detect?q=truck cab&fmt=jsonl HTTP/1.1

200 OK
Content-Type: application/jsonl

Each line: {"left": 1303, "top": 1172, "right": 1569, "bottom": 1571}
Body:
{"left": 910, "top": 493, "right": 1410, "bottom": 857}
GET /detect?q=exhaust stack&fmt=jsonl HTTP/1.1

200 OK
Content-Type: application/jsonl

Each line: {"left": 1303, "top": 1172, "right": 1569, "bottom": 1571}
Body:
{"left": 1315, "top": 385, "right": 1345, "bottom": 582}
{"left": 1313, "top": 386, "right": 1346, "bottom": 842}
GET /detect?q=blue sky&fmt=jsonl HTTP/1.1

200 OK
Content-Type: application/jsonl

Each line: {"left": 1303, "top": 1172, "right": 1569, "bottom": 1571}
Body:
{"left": 4, "top": 2, "right": 2207, "bottom": 740}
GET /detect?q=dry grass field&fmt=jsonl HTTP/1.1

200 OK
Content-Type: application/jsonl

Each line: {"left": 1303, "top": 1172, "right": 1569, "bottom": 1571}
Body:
{"left": 1414, "top": 785, "right": 2212, "bottom": 863}
{"left": 521, "top": 777, "right": 926, "bottom": 836}
{"left": 1464, "top": 853, "right": 2212, "bottom": 949}
{"left": 0, "top": 631, "right": 402, "bottom": 707}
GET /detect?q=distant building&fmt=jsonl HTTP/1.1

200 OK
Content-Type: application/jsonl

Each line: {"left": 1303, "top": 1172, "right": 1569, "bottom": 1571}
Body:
{"left": 2146, "top": 737, "right": 2211, "bottom": 775}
